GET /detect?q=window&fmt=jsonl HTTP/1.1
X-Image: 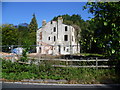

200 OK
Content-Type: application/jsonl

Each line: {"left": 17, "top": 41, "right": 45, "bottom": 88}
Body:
{"left": 64, "top": 35, "right": 68, "bottom": 41}
{"left": 53, "top": 27, "right": 56, "bottom": 32}
{"left": 54, "top": 36, "right": 56, "bottom": 41}
{"left": 48, "top": 37, "right": 50, "bottom": 40}
{"left": 65, "top": 26, "right": 67, "bottom": 31}
{"left": 72, "top": 36, "right": 73, "bottom": 41}
{"left": 51, "top": 21, "right": 52, "bottom": 24}
{"left": 64, "top": 47, "right": 65, "bottom": 51}
{"left": 67, "top": 49, "right": 69, "bottom": 52}
{"left": 39, "top": 47, "right": 41, "bottom": 53}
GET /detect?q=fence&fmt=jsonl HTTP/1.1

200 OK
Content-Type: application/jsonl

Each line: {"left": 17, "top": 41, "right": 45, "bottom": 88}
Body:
{"left": 1, "top": 54, "right": 115, "bottom": 69}
{"left": 1, "top": 45, "right": 116, "bottom": 69}
{"left": 1, "top": 45, "right": 118, "bottom": 84}
{"left": 29, "top": 58, "right": 115, "bottom": 69}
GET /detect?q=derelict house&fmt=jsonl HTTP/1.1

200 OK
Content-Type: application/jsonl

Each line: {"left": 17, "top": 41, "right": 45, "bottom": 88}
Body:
{"left": 36, "top": 17, "right": 80, "bottom": 55}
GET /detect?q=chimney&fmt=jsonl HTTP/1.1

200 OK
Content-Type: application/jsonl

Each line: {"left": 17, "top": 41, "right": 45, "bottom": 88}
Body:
{"left": 58, "top": 17, "right": 63, "bottom": 24}
{"left": 42, "top": 20, "right": 46, "bottom": 26}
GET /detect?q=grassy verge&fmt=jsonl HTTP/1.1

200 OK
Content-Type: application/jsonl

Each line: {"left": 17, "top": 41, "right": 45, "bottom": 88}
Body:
{"left": 1, "top": 59, "right": 120, "bottom": 84}
{"left": 76, "top": 53, "right": 104, "bottom": 57}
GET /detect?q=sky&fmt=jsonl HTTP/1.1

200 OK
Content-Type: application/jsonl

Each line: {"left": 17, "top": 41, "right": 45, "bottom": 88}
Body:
{"left": 2, "top": 2, "right": 94, "bottom": 27}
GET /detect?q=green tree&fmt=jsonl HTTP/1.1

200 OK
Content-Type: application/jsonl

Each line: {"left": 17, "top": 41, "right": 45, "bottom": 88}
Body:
{"left": 84, "top": 2, "right": 120, "bottom": 60}
{"left": 80, "top": 20, "right": 101, "bottom": 53}
{"left": 2, "top": 24, "right": 18, "bottom": 52}
{"left": 28, "top": 14, "right": 38, "bottom": 32}
{"left": 52, "top": 14, "right": 84, "bottom": 26}
{"left": 28, "top": 14, "right": 38, "bottom": 46}
{"left": 18, "top": 24, "right": 29, "bottom": 45}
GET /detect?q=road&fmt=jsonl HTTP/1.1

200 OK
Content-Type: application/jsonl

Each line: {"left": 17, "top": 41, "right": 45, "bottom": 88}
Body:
{"left": 2, "top": 82, "right": 120, "bottom": 89}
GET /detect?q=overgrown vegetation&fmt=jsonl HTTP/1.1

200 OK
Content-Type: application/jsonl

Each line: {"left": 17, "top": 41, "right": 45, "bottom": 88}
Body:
{"left": 2, "top": 59, "right": 120, "bottom": 84}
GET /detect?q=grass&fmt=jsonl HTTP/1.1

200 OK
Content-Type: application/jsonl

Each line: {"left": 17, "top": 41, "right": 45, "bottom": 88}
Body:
{"left": 1, "top": 59, "right": 120, "bottom": 84}
{"left": 76, "top": 53, "right": 104, "bottom": 57}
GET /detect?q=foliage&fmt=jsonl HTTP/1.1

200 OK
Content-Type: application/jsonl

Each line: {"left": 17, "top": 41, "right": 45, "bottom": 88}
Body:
{"left": 52, "top": 14, "right": 101, "bottom": 53}
{"left": 84, "top": 2, "right": 120, "bottom": 60}
{"left": 17, "top": 25, "right": 29, "bottom": 45}
{"left": 2, "top": 59, "right": 120, "bottom": 83}
{"left": 2, "top": 24, "right": 18, "bottom": 46}
{"left": 28, "top": 14, "right": 38, "bottom": 46}
{"left": 28, "top": 14, "right": 38, "bottom": 32}
{"left": 2, "top": 14, "right": 38, "bottom": 53}
{"left": 2, "top": 24, "right": 18, "bottom": 52}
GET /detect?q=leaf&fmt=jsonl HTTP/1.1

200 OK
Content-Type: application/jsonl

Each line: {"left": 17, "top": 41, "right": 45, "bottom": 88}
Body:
{"left": 112, "top": 49, "right": 115, "bottom": 54}
{"left": 90, "top": 18, "right": 94, "bottom": 22}
{"left": 83, "top": 6, "right": 87, "bottom": 10}
{"left": 87, "top": 2, "right": 92, "bottom": 5}
{"left": 112, "top": 23, "right": 116, "bottom": 27}
{"left": 104, "top": 22, "right": 108, "bottom": 26}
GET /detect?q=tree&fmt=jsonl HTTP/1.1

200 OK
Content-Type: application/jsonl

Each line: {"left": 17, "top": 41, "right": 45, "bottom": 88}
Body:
{"left": 52, "top": 14, "right": 84, "bottom": 26}
{"left": 2, "top": 24, "right": 18, "bottom": 52}
{"left": 28, "top": 14, "right": 38, "bottom": 46}
{"left": 28, "top": 14, "right": 38, "bottom": 32}
{"left": 84, "top": 2, "right": 120, "bottom": 64}
{"left": 18, "top": 24, "right": 29, "bottom": 45}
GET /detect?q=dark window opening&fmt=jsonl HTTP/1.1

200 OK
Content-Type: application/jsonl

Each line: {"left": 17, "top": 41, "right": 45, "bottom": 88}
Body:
{"left": 64, "top": 47, "right": 65, "bottom": 51}
{"left": 67, "top": 49, "right": 69, "bottom": 52}
{"left": 64, "top": 35, "right": 68, "bottom": 41}
{"left": 72, "top": 36, "right": 73, "bottom": 41}
{"left": 48, "top": 37, "right": 50, "bottom": 40}
{"left": 65, "top": 26, "right": 67, "bottom": 31}
{"left": 58, "top": 45, "right": 61, "bottom": 54}
{"left": 54, "top": 36, "right": 56, "bottom": 41}
{"left": 51, "top": 21, "right": 52, "bottom": 24}
{"left": 39, "top": 47, "right": 41, "bottom": 53}
{"left": 54, "top": 27, "right": 56, "bottom": 32}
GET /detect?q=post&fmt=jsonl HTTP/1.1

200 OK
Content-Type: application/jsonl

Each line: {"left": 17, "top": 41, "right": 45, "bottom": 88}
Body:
{"left": 11, "top": 45, "right": 14, "bottom": 62}
{"left": 39, "top": 45, "right": 40, "bottom": 64}
{"left": 96, "top": 57, "right": 98, "bottom": 70}
{"left": 66, "top": 58, "right": 68, "bottom": 66}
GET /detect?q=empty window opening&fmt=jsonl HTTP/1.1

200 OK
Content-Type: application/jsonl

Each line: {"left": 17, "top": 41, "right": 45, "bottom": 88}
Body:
{"left": 48, "top": 37, "right": 50, "bottom": 40}
{"left": 39, "top": 47, "right": 41, "bottom": 53}
{"left": 67, "top": 49, "right": 69, "bottom": 52}
{"left": 72, "top": 36, "right": 74, "bottom": 41}
{"left": 64, "top": 47, "right": 65, "bottom": 51}
{"left": 65, "top": 26, "right": 67, "bottom": 31}
{"left": 54, "top": 36, "right": 56, "bottom": 41}
{"left": 51, "top": 21, "right": 52, "bottom": 24}
{"left": 64, "top": 35, "right": 68, "bottom": 41}
{"left": 54, "top": 27, "right": 56, "bottom": 32}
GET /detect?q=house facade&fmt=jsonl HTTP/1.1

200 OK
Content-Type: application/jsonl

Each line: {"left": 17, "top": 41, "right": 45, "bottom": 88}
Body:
{"left": 36, "top": 17, "right": 80, "bottom": 55}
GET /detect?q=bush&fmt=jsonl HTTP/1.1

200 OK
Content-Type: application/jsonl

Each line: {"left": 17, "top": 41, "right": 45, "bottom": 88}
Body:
{"left": 2, "top": 59, "right": 119, "bottom": 84}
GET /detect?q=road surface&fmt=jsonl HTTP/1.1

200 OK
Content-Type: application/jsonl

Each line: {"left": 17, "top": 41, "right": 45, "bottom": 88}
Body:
{"left": 2, "top": 82, "right": 120, "bottom": 89}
